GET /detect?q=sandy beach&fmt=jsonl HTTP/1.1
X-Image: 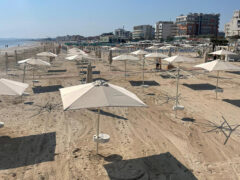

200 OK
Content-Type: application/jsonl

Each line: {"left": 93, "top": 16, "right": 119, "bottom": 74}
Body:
{"left": 0, "top": 45, "right": 239, "bottom": 180}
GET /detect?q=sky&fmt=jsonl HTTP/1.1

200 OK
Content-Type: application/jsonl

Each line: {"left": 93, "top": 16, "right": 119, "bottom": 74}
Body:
{"left": 0, "top": 0, "right": 239, "bottom": 38}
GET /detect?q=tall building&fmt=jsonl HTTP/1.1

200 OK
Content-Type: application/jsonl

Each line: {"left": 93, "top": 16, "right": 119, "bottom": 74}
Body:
{"left": 176, "top": 13, "right": 220, "bottom": 37}
{"left": 224, "top": 10, "right": 240, "bottom": 38}
{"left": 155, "top": 21, "right": 177, "bottom": 40}
{"left": 114, "top": 28, "right": 132, "bottom": 40}
{"left": 132, "top": 25, "right": 154, "bottom": 40}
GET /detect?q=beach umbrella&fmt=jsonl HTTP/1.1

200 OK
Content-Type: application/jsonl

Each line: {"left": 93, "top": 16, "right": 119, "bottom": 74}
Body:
{"left": 163, "top": 55, "right": 195, "bottom": 117}
{"left": 209, "top": 50, "right": 236, "bottom": 56}
{"left": 59, "top": 80, "right": 146, "bottom": 154}
{"left": 194, "top": 59, "right": 240, "bottom": 99}
{"left": 18, "top": 58, "right": 50, "bottom": 85}
{"left": 113, "top": 54, "right": 139, "bottom": 79}
{"left": 0, "top": 78, "right": 29, "bottom": 128}
{"left": 68, "top": 48, "right": 88, "bottom": 56}
{"left": 209, "top": 50, "right": 236, "bottom": 60}
{"left": 110, "top": 47, "right": 122, "bottom": 51}
{"left": 108, "top": 50, "right": 113, "bottom": 70}
{"left": 145, "top": 53, "right": 169, "bottom": 70}
{"left": 37, "top": 52, "right": 57, "bottom": 63}
{"left": 131, "top": 50, "right": 149, "bottom": 86}
{"left": 37, "top": 52, "right": 57, "bottom": 57}
{"left": 86, "top": 63, "right": 93, "bottom": 83}
{"left": 0, "top": 78, "right": 29, "bottom": 96}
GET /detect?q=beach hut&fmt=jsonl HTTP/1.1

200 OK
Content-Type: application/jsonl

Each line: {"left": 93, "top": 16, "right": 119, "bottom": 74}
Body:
{"left": 59, "top": 80, "right": 146, "bottom": 154}
{"left": 195, "top": 59, "right": 240, "bottom": 99}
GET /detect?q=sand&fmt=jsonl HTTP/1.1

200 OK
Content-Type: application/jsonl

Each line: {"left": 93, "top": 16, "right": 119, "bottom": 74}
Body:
{"left": 0, "top": 45, "right": 239, "bottom": 180}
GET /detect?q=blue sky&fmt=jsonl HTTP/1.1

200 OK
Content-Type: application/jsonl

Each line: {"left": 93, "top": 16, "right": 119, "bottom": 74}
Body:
{"left": 0, "top": 0, "right": 239, "bottom": 38}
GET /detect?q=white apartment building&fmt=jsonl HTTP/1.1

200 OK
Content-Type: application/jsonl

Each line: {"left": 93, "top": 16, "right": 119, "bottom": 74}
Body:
{"left": 155, "top": 21, "right": 177, "bottom": 40}
{"left": 224, "top": 10, "right": 240, "bottom": 38}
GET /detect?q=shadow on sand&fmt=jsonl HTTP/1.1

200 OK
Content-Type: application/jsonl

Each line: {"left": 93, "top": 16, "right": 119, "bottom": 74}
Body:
{"left": 129, "top": 81, "right": 160, "bottom": 86}
{"left": 104, "top": 152, "right": 197, "bottom": 180}
{"left": 89, "top": 109, "right": 128, "bottom": 120}
{"left": 183, "top": 83, "right": 221, "bottom": 91}
{"left": 32, "top": 85, "right": 63, "bottom": 94}
{"left": 0, "top": 132, "right": 56, "bottom": 170}
{"left": 223, "top": 99, "right": 240, "bottom": 108}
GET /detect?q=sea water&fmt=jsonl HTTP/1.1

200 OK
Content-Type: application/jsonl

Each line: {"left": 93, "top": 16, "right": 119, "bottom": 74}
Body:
{"left": 0, "top": 38, "right": 32, "bottom": 49}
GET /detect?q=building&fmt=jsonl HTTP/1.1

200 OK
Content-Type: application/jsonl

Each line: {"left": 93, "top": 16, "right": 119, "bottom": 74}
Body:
{"left": 114, "top": 28, "right": 132, "bottom": 40}
{"left": 176, "top": 13, "right": 220, "bottom": 37}
{"left": 99, "top": 33, "right": 117, "bottom": 43}
{"left": 132, "top": 25, "right": 154, "bottom": 40}
{"left": 224, "top": 10, "right": 240, "bottom": 38}
{"left": 155, "top": 21, "right": 177, "bottom": 40}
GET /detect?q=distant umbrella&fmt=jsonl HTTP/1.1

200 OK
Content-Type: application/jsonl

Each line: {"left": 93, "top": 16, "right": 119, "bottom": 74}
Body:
{"left": 195, "top": 59, "right": 240, "bottom": 99}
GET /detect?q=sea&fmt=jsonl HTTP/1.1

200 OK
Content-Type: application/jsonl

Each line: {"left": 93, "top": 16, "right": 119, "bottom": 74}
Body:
{"left": 0, "top": 38, "right": 33, "bottom": 49}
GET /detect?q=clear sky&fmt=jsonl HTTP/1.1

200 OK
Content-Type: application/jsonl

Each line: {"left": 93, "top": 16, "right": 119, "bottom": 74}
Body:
{"left": 0, "top": 0, "right": 239, "bottom": 38}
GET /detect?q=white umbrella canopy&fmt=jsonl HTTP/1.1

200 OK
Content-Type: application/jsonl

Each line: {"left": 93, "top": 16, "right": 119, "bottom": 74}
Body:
{"left": 163, "top": 55, "right": 195, "bottom": 64}
{"left": 37, "top": 52, "right": 57, "bottom": 57}
{"left": 146, "top": 46, "right": 159, "bottom": 50}
{"left": 145, "top": 53, "right": 168, "bottom": 59}
{"left": 68, "top": 48, "right": 87, "bottom": 55}
{"left": 0, "top": 78, "right": 29, "bottom": 96}
{"left": 60, "top": 80, "right": 146, "bottom": 110}
{"left": 131, "top": 49, "right": 148, "bottom": 55}
{"left": 110, "top": 47, "right": 122, "bottom": 51}
{"left": 22, "top": 58, "right": 51, "bottom": 66}
{"left": 113, "top": 54, "right": 139, "bottom": 61}
{"left": 195, "top": 60, "right": 240, "bottom": 99}
{"left": 65, "top": 54, "right": 95, "bottom": 61}
{"left": 209, "top": 50, "right": 236, "bottom": 56}
{"left": 194, "top": 59, "right": 240, "bottom": 72}
{"left": 60, "top": 80, "right": 147, "bottom": 154}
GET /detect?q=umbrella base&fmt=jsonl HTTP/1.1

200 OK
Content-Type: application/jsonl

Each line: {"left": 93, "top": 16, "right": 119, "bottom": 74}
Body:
{"left": 215, "top": 89, "right": 223, "bottom": 93}
{"left": 0, "top": 122, "right": 4, "bottom": 128}
{"left": 32, "top": 80, "right": 39, "bottom": 83}
{"left": 141, "top": 84, "right": 149, "bottom": 88}
{"left": 93, "top": 133, "right": 110, "bottom": 143}
{"left": 173, "top": 105, "right": 185, "bottom": 111}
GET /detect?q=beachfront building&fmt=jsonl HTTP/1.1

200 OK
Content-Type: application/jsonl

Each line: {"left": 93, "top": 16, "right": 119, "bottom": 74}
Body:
{"left": 224, "top": 10, "right": 240, "bottom": 38}
{"left": 132, "top": 25, "right": 155, "bottom": 40}
{"left": 100, "top": 33, "right": 118, "bottom": 43}
{"left": 176, "top": 13, "right": 220, "bottom": 37}
{"left": 114, "top": 28, "right": 132, "bottom": 41}
{"left": 155, "top": 21, "right": 177, "bottom": 41}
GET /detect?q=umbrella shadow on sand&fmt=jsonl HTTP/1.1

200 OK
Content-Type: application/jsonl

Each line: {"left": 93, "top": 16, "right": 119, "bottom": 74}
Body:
{"left": 104, "top": 152, "right": 197, "bottom": 180}
{"left": 182, "top": 83, "right": 222, "bottom": 91}
{"left": 89, "top": 109, "right": 128, "bottom": 120}
{"left": 0, "top": 132, "right": 56, "bottom": 170}
{"left": 223, "top": 99, "right": 240, "bottom": 108}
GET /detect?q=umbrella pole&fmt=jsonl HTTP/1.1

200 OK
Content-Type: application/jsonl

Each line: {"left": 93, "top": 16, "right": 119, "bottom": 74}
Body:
{"left": 23, "top": 63, "right": 26, "bottom": 83}
{"left": 142, "top": 57, "right": 145, "bottom": 86}
{"left": 216, "top": 71, "right": 219, "bottom": 99}
{"left": 32, "top": 66, "right": 35, "bottom": 87}
{"left": 96, "top": 108, "right": 100, "bottom": 154}
{"left": 125, "top": 60, "right": 127, "bottom": 80}
{"left": 175, "top": 66, "right": 180, "bottom": 118}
